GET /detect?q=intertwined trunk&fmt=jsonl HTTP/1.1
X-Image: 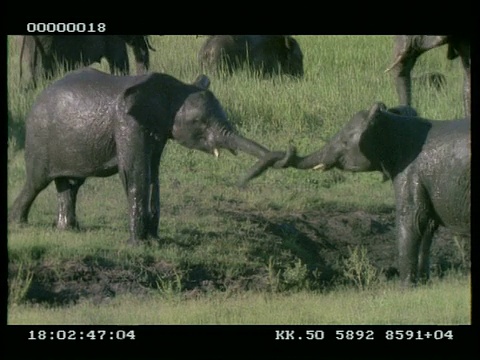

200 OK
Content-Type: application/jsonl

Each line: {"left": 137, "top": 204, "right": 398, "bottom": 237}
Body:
{"left": 220, "top": 132, "right": 271, "bottom": 159}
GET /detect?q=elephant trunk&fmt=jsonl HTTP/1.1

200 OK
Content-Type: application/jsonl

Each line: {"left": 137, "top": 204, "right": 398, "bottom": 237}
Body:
{"left": 291, "top": 151, "right": 326, "bottom": 170}
{"left": 213, "top": 131, "right": 301, "bottom": 187}
{"left": 219, "top": 132, "right": 271, "bottom": 159}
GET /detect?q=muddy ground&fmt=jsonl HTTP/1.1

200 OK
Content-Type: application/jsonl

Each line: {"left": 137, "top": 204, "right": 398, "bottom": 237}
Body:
{"left": 10, "top": 207, "right": 470, "bottom": 306}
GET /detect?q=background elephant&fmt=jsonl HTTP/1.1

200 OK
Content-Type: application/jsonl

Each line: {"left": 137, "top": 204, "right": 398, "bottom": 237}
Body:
{"left": 243, "top": 103, "right": 470, "bottom": 286}
{"left": 198, "top": 35, "right": 304, "bottom": 77}
{"left": 8, "top": 68, "right": 291, "bottom": 244}
{"left": 19, "top": 35, "right": 154, "bottom": 89}
{"left": 385, "top": 35, "right": 470, "bottom": 117}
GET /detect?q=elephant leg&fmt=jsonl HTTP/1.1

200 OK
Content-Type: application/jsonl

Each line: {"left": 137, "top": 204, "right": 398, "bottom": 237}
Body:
{"left": 131, "top": 39, "right": 150, "bottom": 74}
{"left": 106, "top": 36, "right": 129, "bottom": 75}
{"left": 460, "top": 50, "right": 471, "bottom": 118}
{"left": 19, "top": 36, "right": 34, "bottom": 88}
{"left": 54, "top": 177, "right": 85, "bottom": 230}
{"left": 397, "top": 212, "right": 422, "bottom": 286}
{"left": 9, "top": 175, "right": 51, "bottom": 224}
{"left": 447, "top": 36, "right": 470, "bottom": 117}
{"left": 147, "top": 143, "right": 165, "bottom": 238}
{"left": 394, "top": 175, "right": 434, "bottom": 286}
{"left": 34, "top": 36, "right": 59, "bottom": 84}
{"left": 117, "top": 35, "right": 151, "bottom": 74}
{"left": 417, "top": 219, "right": 439, "bottom": 283}
{"left": 118, "top": 166, "right": 149, "bottom": 244}
{"left": 389, "top": 36, "right": 447, "bottom": 106}
{"left": 463, "top": 62, "right": 471, "bottom": 118}
{"left": 393, "top": 55, "right": 419, "bottom": 106}
{"left": 116, "top": 124, "right": 152, "bottom": 244}
{"left": 21, "top": 36, "right": 47, "bottom": 89}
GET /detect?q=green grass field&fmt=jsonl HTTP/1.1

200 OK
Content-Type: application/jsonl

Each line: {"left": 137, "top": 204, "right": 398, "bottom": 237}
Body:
{"left": 7, "top": 35, "right": 470, "bottom": 324}
{"left": 8, "top": 273, "right": 470, "bottom": 325}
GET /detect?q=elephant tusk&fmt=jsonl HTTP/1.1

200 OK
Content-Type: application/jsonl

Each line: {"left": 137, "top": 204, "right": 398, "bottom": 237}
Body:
{"left": 384, "top": 54, "right": 403, "bottom": 73}
{"left": 313, "top": 163, "right": 325, "bottom": 170}
{"left": 213, "top": 148, "right": 220, "bottom": 158}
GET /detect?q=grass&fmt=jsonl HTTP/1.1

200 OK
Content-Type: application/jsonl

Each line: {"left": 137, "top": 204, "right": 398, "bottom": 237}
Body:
{"left": 8, "top": 273, "right": 470, "bottom": 325}
{"left": 7, "top": 35, "right": 470, "bottom": 324}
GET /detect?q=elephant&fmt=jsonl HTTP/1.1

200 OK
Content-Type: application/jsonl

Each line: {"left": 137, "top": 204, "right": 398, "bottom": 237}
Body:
{"left": 19, "top": 35, "right": 154, "bottom": 89}
{"left": 242, "top": 103, "right": 471, "bottom": 285}
{"left": 8, "top": 68, "right": 292, "bottom": 244}
{"left": 198, "top": 35, "right": 304, "bottom": 78}
{"left": 385, "top": 35, "right": 470, "bottom": 117}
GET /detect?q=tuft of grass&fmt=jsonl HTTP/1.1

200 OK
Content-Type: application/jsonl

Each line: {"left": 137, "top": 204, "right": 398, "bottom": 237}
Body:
{"left": 342, "top": 246, "right": 380, "bottom": 290}
{"left": 8, "top": 263, "right": 34, "bottom": 305}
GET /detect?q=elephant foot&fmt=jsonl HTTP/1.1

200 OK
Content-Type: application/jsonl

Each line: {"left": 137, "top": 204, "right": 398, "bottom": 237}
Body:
{"left": 54, "top": 219, "right": 80, "bottom": 231}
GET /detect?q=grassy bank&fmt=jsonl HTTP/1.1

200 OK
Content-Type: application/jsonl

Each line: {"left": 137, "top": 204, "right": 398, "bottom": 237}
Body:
{"left": 9, "top": 273, "right": 470, "bottom": 325}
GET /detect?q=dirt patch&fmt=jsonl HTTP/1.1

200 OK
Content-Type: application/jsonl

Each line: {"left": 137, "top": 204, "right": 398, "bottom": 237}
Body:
{"left": 9, "top": 208, "right": 470, "bottom": 306}
{"left": 223, "top": 207, "right": 470, "bottom": 282}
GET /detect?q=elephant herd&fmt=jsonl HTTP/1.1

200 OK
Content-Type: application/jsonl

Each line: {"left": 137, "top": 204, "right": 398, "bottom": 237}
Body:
{"left": 9, "top": 35, "right": 470, "bottom": 287}
{"left": 18, "top": 35, "right": 154, "bottom": 89}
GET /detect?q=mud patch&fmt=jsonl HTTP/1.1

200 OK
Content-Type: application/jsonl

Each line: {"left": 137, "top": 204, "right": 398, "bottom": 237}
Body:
{"left": 222, "top": 207, "right": 470, "bottom": 284}
{"left": 9, "top": 208, "right": 470, "bottom": 306}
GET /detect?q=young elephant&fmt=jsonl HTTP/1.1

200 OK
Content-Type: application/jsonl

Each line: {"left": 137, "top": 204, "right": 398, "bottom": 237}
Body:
{"left": 244, "top": 103, "right": 471, "bottom": 285}
{"left": 8, "top": 68, "right": 291, "bottom": 244}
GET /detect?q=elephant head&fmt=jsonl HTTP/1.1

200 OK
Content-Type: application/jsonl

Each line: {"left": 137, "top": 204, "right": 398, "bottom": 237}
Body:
{"left": 123, "top": 72, "right": 292, "bottom": 165}
{"left": 170, "top": 74, "right": 280, "bottom": 160}
{"left": 238, "top": 103, "right": 423, "bottom": 186}
{"left": 286, "top": 103, "right": 426, "bottom": 175}
{"left": 286, "top": 110, "right": 377, "bottom": 172}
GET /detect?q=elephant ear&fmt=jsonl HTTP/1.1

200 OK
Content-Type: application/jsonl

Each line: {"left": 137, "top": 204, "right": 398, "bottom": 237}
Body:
{"left": 193, "top": 74, "right": 210, "bottom": 90}
{"left": 123, "top": 74, "right": 169, "bottom": 136}
{"left": 359, "top": 102, "right": 389, "bottom": 177}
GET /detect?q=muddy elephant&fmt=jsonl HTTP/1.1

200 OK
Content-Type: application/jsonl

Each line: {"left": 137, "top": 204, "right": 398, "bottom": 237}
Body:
{"left": 198, "top": 35, "right": 304, "bottom": 77}
{"left": 243, "top": 103, "right": 470, "bottom": 285}
{"left": 8, "top": 68, "right": 292, "bottom": 244}
{"left": 385, "top": 35, "right": 470, "bottom": 117}
{"left": 19, "top": 35, "right": 154, "bottom": 89}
